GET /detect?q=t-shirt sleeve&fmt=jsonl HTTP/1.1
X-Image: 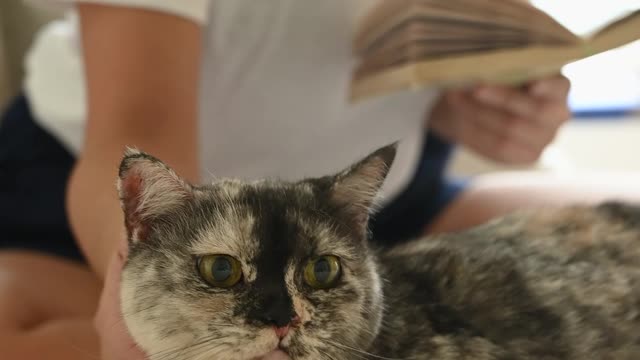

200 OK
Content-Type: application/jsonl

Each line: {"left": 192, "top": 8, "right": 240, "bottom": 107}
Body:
{"left": 25, "top": 0, "right": 211, "bottom": 25}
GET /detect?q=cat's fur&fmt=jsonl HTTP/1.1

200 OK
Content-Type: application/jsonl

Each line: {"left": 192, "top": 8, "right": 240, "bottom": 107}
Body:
{"left": 118, "top": 145, "right": 640, "bottom": 360}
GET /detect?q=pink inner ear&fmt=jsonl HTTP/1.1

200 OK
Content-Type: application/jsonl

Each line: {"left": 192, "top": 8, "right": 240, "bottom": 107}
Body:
{"left": 118, "top": 156, "right": 191, "bottom": 242}
{"left": 121, "top": 172, "right": 147, "bottom": 240}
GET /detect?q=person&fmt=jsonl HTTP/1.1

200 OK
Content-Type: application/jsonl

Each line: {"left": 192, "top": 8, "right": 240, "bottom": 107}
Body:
{"left": 1, "top": 1, "right": 636, "bottom": 359}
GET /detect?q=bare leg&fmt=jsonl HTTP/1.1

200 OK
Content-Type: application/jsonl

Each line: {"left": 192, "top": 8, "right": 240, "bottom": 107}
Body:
{"left": 427, "top": 171, "right": 640, "bottom": 234}
{"left": 0, "top": 251, "right": 101, "bottom": 359}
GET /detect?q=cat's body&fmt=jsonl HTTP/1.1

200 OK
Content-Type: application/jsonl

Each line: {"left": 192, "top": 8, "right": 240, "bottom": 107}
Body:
{"left": 117, "top": 146, "right": 640, "bottom": 360}
{"left": 373, "top": 203, "right": 640, "bottom": 359}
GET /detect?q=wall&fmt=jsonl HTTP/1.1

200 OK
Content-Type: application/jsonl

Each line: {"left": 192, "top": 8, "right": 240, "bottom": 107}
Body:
{"left": 0, "top": 0, "right": 62, "bottom": 109}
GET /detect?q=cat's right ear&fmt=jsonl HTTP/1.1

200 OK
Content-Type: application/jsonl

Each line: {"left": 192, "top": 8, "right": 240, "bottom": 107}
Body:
{"left": 117, "top": 148, "right": 192, "bottom": 243}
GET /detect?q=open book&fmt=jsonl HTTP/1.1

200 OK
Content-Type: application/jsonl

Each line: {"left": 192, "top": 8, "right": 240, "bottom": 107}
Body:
{"left": 350, "top": 0, "right": 640, "bottom": 102}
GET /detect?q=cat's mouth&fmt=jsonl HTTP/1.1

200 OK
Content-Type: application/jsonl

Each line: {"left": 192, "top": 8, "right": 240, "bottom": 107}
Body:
{"left": 261, "top": 339, "right": 292, "bottom": 359}
{"left": 251, "top": 332, "right": 293, "bottom": 360}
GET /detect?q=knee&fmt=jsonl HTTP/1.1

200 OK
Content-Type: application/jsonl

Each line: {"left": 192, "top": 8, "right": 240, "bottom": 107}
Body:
{"left": 0, "top": 261, "right": 40, "bottom": 332}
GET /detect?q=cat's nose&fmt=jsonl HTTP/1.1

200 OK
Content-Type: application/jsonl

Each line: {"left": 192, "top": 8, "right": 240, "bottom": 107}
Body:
{"left": 248, "top": 285, "right": 298, "bottom": 328}
{"left": 259, "top": 309, "right": 296, "bottom": 328}
{"left": 273, "top": 314, "right": 300, "bottom": 339}
{"left": 274, "top": 325, "right": 290, "bottom": 339}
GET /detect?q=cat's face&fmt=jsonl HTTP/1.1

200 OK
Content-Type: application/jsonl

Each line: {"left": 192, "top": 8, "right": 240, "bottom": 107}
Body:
{"left": 118, "top": 145, "right": 395, "bottom": 360}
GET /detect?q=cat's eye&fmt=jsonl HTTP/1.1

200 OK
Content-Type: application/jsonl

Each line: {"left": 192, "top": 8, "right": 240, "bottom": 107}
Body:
{"left": 304, "top": 255, "right": 342, "bottom": 289}
{"left": 197, "top": 255, "right": 243, "bottom": 288}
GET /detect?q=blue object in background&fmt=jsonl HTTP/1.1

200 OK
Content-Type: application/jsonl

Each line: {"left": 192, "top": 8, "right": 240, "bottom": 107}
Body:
{"left": 564, "top": 41, "right": 640, "bottom": 119}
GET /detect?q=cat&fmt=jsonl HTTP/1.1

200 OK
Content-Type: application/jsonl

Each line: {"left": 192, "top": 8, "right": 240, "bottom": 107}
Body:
{"left": 118, "top": 144, "right": 640, "bottom": 360}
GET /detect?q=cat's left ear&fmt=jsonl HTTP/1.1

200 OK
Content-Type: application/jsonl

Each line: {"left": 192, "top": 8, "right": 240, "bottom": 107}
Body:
{"left": 329, "top": 143, "right": 397, "bottom": 234}
{"left": 117, "top": 148, "right": 192, "bottom": 243}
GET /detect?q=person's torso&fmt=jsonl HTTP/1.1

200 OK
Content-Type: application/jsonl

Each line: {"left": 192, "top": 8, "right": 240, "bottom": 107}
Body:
{"left": 24, "top": 0, "right": 439, "bottom": 199}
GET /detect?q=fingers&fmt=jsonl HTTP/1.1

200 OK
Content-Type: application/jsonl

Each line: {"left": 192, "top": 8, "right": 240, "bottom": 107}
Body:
{"left": 529, "top": 74, "right": 571, "bottom": 100}
{"left": 445, "top": 93, "right": 557, "bottom": 164}
{"left": 525, "top": 75, "right": 572, "bottom": 130}
{"left": 473, "top": 85, "right": 539, "bottom": 119}
{"left": 455, "top": 99, "right": 543, "bottom": 164}
{"left": 472, "top": 74, "right": 571, "bottom": 123}
{"left": 536, "top": 101, "right": 572, "bottom": 129}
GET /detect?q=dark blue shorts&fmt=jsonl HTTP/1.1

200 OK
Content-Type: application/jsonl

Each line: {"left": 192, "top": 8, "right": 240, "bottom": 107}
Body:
{"left": 0, "top": 95, "right": 465, "bottom": 262}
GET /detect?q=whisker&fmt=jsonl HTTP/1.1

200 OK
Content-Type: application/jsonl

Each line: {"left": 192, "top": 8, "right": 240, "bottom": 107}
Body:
{"left": 149, "top": 334, "right": 231, "bottom": 360}
{"left": 325, "top": 339, "right": 415, "bottom": 360}
{"left": 318, "top": 349, "right": 340, "bottom": 360}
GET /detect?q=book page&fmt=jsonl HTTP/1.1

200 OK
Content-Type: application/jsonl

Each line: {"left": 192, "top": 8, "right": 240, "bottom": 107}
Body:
{"left": 360, "top": 20, "right": 540, "bottom": 56}
{"left": 354, "top": 0, "right": 580, "bottom": 53}
{"left": 425, "top": 0, "right": 577, "bottom": 42}
{"left": 589, "top": 10, "right": 640, "bottom": 55}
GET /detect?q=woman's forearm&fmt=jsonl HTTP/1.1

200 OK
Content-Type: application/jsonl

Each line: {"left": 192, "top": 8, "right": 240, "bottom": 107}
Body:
{"left": 68, "top": 4, "right": 202, "bottom": 278}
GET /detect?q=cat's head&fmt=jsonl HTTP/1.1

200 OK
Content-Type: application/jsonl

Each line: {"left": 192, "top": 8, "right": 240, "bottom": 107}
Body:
{"left": 118, "top": 144, "right": 396, "bottom": 360}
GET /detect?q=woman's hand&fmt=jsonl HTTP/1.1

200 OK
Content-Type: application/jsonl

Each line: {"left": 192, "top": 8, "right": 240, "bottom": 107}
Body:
{"left": 428, "top": 75, "right": 571, "bottom": 164}
{"left": 94, "top": 238, "right": 147, "bottom": 360}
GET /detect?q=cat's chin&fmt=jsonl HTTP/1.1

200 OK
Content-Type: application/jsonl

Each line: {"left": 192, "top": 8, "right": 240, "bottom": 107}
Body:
{"left": 252, "top": 349, "right": 290, "bottom": 360}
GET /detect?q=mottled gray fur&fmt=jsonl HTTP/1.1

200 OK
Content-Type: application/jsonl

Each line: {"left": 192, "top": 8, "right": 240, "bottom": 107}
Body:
{"left": 118, "top": 145, "right": 640, "bottom": 360}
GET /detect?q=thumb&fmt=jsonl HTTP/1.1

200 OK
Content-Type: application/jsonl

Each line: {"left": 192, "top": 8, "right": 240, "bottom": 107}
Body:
{"left": 95, "top": 237, "right": 147, "bottom": 359}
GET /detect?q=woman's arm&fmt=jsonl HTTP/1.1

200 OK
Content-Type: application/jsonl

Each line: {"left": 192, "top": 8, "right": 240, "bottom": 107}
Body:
{"left": 67, "top": 3, "right": 203, "bottom": 278}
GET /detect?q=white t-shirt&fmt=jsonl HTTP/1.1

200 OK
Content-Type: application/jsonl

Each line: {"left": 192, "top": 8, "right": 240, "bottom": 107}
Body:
{"left": 23, "top": 0, "right": 440, "bottom": 201}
